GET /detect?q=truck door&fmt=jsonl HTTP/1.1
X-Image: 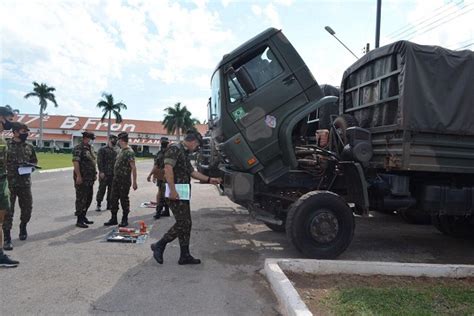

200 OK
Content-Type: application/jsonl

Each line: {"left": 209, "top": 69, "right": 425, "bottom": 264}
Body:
{"left": 225, "top": 44, "right": 304, "bottom": 165}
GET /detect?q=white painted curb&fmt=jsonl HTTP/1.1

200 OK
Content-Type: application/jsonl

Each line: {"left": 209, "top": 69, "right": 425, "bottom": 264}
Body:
{"left": 39, "top": 167, "right": 73, "bottom": 174}
{"left": 264, "top": 259, "right": 474, "bottom": 316}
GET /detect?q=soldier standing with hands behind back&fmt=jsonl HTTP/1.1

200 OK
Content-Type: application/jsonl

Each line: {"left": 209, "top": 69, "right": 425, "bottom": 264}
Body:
{"left": 95, "top": 135, "right": 118, "bottom": 212}
{"left": 3, "top": 122, "right": 37, "bottom": 250}
{"left": 72, "top": 131, "right": 97, "bottom": 228}
{"left": 104, "top": 132, "right": 137, "bottom": 227}
{"left": 151, "top": 130, "right": 221, "bottom": 265}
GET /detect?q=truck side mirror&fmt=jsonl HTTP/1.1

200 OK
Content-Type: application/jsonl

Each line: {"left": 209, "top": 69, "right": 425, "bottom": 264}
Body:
{"left": 234, "top": 66, "right": 257, "bottom": 95}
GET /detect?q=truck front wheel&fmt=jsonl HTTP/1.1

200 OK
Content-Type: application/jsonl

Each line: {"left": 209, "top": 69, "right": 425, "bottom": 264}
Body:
{"left": 286, "top": 191, "right": 355, "bottom": 259}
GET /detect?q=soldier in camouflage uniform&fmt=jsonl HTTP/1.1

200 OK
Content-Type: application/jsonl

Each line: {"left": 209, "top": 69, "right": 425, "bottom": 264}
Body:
{"left": 95, "top": 135, "right": 118, "bottom": 212}
{"left": 0, "top": 106, "right": 19, "bottom": 267}
{"left": 72, "top": 131, "right": 97, "bottom": 228}
{"left": 104, "top": 132, "right": 137, "bottom": 227}
{"left": 3, "top": 122, "right": 38, "bottom": 250}
{"left": 147, "top": 136, "right": 170, "bottom": 219}
{"left": 151, "top": 130, "right": 221, "bottom": 265}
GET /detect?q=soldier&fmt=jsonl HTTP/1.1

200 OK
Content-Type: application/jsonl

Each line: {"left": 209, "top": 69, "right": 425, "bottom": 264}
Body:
{"left": 0, "top": 106, "right": 19, "bottom": 267}
{"left": 104, "top": 132, "right": 137, "bottom": 227}
{"left": 95, "top": 135, "right": 118, "bottom": 212}
{"left": 72, "top": 131, "right": 97, "bottom": 228}
{"left": 147, "top": 136, "right": 170, "bottom": 219}
{"left": 151, "top": 130, "right": 221, "bottom": 265}
{"left": 3, "top": 122, "right": 38, "bottom": 250}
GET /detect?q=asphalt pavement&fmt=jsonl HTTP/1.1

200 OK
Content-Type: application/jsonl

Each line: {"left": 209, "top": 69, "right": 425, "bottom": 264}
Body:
{"left": 1, "top": 160, "right": 474, "bottom": 315}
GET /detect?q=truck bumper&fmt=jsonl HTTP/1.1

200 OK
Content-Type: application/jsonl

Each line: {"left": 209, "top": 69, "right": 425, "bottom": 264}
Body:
{"left": 222, "top": 168, "right": 254, "bottom": 205}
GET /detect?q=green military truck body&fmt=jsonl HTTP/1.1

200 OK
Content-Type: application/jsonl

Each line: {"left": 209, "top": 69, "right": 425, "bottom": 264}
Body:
{"left": 205, "top": 28, "right": 474, "bottom": 259}
{"left": 340, "top": 40, "right": 474, "bottom": 173}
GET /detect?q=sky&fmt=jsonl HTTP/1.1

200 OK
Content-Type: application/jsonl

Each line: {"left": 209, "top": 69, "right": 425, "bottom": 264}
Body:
{"left": 1, "top": 0, "right": 473, "bottom": 123}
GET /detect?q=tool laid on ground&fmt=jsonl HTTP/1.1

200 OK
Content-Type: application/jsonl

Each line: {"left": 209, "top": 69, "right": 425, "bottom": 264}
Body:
{"left": 106, "top": 221, "right": 149, "bottom": 243}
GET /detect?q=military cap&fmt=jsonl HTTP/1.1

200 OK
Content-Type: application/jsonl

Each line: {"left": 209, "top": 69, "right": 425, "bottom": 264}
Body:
{"left": 82, "top": 131, "right": 96, "bottom": 140}
{"left": 160, "top": 136, "right": 169, "bottom": 143}
{"left": 117, "top": 132, "right": 129, "bottom": 140}
{"left": 11, "top": 122, "right": 30, "bottom": 132}
{"left": 0, "top": 106, "right": 14, "bottom": 117}
{"left": 185, "top": 130, "right": 203, "bottom": 146}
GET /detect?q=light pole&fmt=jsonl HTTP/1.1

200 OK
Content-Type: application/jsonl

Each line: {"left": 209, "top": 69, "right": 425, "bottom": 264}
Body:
{"left": 324, "top": 26, "right": 359, "bottom": 59}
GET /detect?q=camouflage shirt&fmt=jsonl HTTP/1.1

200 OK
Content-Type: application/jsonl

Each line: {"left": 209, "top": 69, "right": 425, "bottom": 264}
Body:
{"left": 7, "top": 139, "right": 38, "bottom": 187}
{"left": 163, "top": 143, "right": 194, "bottom": 184}
{"left": 72, "top": 142, "right": 97, "bottom": 184}
{"left": 0, "top": 135, "right": 8, "bottom": 178}
{"left": 113, "top": 147, "right": 135, "bottom": 181}
{"left": 97, "top": 145, "right": 119, "bottom": 176}
{"left": 154, "top": 148, "right": 166, "bottom": 169}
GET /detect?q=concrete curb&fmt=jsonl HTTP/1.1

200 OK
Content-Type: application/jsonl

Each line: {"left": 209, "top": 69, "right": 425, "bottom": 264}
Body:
{"left": 264, "top": 259, "right": 474, "bottom": 316}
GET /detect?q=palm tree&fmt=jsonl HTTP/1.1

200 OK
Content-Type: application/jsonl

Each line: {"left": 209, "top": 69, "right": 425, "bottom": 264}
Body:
{"left": 163, "top": 102, "right": 200, "bottom": 140}
{"left": 24, "top": 82, "right": 58, "bottom": 148}
{"left": 96, "top": 93, "right": 128, "bottom": 137}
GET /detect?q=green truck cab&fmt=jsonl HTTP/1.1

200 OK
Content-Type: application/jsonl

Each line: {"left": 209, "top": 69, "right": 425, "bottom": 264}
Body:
{"left": 204, "top": 28, "right": 474, "bottom": 259}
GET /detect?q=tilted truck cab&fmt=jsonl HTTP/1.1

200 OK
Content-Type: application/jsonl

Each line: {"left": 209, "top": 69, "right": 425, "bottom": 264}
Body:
{"left": 203, "top": 28, "right": 474, "bottom": 259}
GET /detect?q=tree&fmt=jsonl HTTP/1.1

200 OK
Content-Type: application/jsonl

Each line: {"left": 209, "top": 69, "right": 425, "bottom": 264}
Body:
{"left": 163, "top": 102, "right": 200, "bottom": 140}
{"left": 24, "top": 82, "right": 58, "bottom": 148}
{"left": 96, "top": 93, "right": 128, "bottom": 137}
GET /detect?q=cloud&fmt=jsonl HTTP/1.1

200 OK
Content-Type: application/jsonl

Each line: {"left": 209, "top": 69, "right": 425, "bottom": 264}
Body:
{"left": 386, "top": 0, "right": 474, "bottom": 49}
{"left": 0, "top": 0, "right": 232, "bottom": 118}
{"left": 251, "top": 3, "right": 282, "bottom": 28}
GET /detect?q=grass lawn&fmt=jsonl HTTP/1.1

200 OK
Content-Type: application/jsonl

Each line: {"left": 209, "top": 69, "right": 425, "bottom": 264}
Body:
{"left": 36, "top": 152, "right": 152, "bottom": 170}
{"left": 288, "top": 272, "right": 474, "bottom": 316}
{"left": 36, "top": 152, "right": 73, "bottom": 170}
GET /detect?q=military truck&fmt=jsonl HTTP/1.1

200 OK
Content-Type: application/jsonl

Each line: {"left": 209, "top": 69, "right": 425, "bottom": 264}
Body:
{"left": 204, "top": 27, "right": 474, "bottom": 259}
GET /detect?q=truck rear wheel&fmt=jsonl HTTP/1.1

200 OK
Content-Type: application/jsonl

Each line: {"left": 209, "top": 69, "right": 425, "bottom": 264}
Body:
{"left": 437, "top": 215, "right": 474, "bottom": 239}
{"left": 286, "top": 191, "right": 355, "bottom": 259}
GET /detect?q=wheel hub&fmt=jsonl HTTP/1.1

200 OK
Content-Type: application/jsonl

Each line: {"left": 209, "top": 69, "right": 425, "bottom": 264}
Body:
{"left": 309, "top": 209, "right": 339, "bottom": 243}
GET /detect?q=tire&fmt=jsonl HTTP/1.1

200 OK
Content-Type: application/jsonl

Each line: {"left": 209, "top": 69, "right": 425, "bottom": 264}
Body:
{"left": 437, "top": 215, "right": 474, "bottom": 239}
{"left": 264, "top": 222, "right": 286, "bottom": 233}
{"left": 286, "top": 191, "right": 355, "bottom": 259}
{"left": 399, "top": 208, "right": 431, "bottom": 225}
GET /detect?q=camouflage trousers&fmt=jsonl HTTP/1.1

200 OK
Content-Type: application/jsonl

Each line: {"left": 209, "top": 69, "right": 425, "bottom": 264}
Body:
{"left": 162, "top": 200, "right": 191, "bottom": 246}
{"left": 109, "top": 178, "right": 131, "bottom": 216}
{"left": 3, "top": 185, "right": 32, "bottom": 231}
{"left": 75, "top": 182, "right": 94, "bottom": 217}
{"left": 96, "top": 175, "right": 113, "bottom": 208}
{"left": 157, "top": 180, "right": 167, "bottom": 207}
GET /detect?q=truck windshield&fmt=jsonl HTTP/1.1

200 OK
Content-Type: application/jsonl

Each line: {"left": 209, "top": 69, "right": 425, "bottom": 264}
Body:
{"left": 210, "top": 71, "right": 221, "bottom": 122}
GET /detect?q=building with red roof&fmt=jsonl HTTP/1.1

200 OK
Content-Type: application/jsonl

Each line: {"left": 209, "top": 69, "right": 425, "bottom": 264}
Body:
{"left": 3, "top": 114, "right": 208, "bottom": 155}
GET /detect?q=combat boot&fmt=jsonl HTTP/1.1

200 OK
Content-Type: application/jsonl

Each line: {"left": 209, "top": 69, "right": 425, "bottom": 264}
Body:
{"left": 83, "top": 216, "right": 94, "bottom": 225}
{"left": 0, "top": 251, "right": 19, "bottom": 268}
{"left": 19, "top": 223, "right": 27, "bottom": 240}
{"left": 76, "top": 216, "right": 89, "bottom": 228}
{"left": 3, "top": 230, "right": 13, "bottom": 251}
{"left": 151, "top": 239, "right": 169, "bottom": 264}
{"left": 118, "top": 214, "right": 129, "bottom": 227}
{"left": 95, "top": 202, "right": 101, "bottom": 212}
{"left": 104, "top": 213, "right": 118, "bottom": 226}
{"left": 178, "top": 245, "right": 201, "bottom": 265}
{"left": 161, "top": 204, "right": 171, "bottom": 217}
